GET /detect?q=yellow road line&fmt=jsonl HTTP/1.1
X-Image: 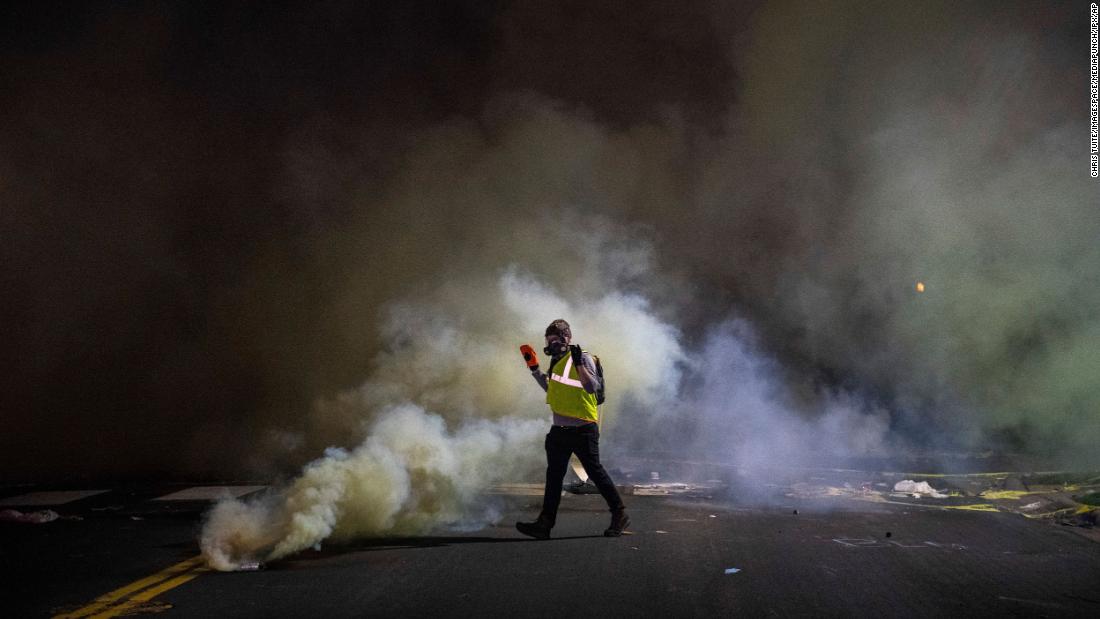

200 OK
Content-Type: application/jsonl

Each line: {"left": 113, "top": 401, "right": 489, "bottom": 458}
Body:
{"left": 943, "top": 503, "right": 999, "bottom": 512}
{"left": 87, "top": 567, "right": 209, "bottom": 618}
{"left": 876, "top": 498, "right": 1001, "bottom": 513}
{"left": 54, "top": 555, "right": 205, "bottom": 619}
{"left": 979, "top": 490, "right": 1034, "bottom": 500}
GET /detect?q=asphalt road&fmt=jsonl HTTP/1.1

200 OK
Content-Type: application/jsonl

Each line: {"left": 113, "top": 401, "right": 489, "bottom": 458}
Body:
{"left": 3, "top": 487, "right": 1099, "bottom": 617}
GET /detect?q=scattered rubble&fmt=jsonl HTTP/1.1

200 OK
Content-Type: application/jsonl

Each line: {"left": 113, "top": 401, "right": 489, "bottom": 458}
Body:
{"left": 771, "top": 470, "right": 1100, "bottom": 528}
{"left": 628, "top": 482, "right": 719, "bottom": 498}
{"left": 1056, "top": 507, "right": 1098, "bottom": 528}
{"left": 893, "top": 480, "right": 948, "bottom": 498}
{"left": 631, "top": 483, "right": 692, "bottom": 496}
{"left": 0, "top": 508, "right": 60, "bottom": 524}
{"left": 786, "top": 483, "right": 886, "bottom": 502}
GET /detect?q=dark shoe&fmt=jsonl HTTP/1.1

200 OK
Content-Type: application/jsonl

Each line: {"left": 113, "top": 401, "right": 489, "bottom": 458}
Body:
{"left": 516, "top": 518, "right": 552, "bottom": 540}
{"left": 564, "top": 480, "right": 600, "bottom": 495}
{"left": 604, "top": 510, "right": 630, "bottom": 537}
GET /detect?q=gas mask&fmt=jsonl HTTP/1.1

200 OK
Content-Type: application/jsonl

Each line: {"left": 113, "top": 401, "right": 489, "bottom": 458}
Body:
{"left": 543, "top": 339, "right": 569, "bottom": 357}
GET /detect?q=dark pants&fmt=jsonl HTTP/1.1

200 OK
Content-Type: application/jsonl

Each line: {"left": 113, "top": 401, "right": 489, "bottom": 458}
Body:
{"left": 539, "top": 423, "right": 625, "bottom": 527}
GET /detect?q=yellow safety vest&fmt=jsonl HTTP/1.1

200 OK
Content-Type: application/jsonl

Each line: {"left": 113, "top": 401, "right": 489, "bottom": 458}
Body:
{"left": 546, "top": 352, "right": 599, "bottom": 423}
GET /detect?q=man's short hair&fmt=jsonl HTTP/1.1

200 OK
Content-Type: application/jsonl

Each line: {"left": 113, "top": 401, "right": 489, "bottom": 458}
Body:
{"left": 545, "top": 319, "right": 571, "bottom": 340}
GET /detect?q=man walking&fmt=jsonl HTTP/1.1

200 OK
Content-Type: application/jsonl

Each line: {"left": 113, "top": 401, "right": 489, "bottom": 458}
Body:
{"left": 516, "top": 319, "right": 630, "bottom": 539}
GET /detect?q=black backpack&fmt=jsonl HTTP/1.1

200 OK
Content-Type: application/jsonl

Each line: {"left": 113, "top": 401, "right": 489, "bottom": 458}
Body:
{"left": 592, "top": 354, "right": 606, "bottom": 405}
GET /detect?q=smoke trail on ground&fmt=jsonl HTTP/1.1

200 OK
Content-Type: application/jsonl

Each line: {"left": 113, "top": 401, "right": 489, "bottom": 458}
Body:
{"left": 201, "top": 405, "right": 542, "bottom": 571}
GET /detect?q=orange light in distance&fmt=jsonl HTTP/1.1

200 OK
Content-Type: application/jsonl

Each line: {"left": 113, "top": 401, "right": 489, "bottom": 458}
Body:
{"left": 916, "top": 281, "right": 925, "bottom": 293}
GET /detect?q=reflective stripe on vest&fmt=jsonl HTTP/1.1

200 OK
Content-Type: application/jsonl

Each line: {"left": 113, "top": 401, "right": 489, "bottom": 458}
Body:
{"left": 550, "top": 356, "right": 584, "bottom": 388}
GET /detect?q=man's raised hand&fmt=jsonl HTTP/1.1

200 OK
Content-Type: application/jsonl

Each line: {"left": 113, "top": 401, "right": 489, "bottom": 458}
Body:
{"left": 520, "top": 344, "right": 540, "bottom": 372}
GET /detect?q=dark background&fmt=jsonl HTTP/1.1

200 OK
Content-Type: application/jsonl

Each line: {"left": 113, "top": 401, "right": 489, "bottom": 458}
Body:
{"left": 2, "top": 1, "right": 1095, "bottom": 481}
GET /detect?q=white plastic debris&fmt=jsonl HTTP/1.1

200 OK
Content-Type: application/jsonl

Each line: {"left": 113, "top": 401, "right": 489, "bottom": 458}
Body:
{"left": 893, "top": 480, "right": 947, "bottom": 499}
{"left": 632, "top": 483, "right": 694, "bottom": 496}
{"left": 1020, "top": 501, "right": 1042, "bottom": 511}
{"left": 724, "top": 567, "right": 741, "bottom": 574}
{"left": 0, "top": 508, "right": 60, "bottom": 524}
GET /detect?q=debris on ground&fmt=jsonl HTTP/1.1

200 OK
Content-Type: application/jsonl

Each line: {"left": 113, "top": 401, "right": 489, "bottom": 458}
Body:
{"left": 0, "top": 508, "right": 60, "bottom": 524}
{"left": 629, "top": 482, "right": 719, "bottom": 498}
{"left": 724, "top": 567, "right": 741, "bottom": 574}
{"left": 632, "top": 483, "right": 692, "bottom": 496}
{"left": 787, "top": 483, "right": 887, "bottom": 502}
{"left": 893, "top": 480, "right": 948, "bottom": 498}
{"left": 1057, "top": 508, "right": 1099, "bottom": 528}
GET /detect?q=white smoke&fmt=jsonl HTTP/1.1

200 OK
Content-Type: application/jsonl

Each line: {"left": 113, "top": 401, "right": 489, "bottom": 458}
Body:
{"left": 199, "top": 212, "right": 908, "bottom": 569}
{"left": 201, "top": 404, "right": 542, "bottom": 571}
{"left": 687, "top": 320, "right": 892, "bottom": 471}
{"left": 200, "top": 229, "right": 688, "bottom": 570}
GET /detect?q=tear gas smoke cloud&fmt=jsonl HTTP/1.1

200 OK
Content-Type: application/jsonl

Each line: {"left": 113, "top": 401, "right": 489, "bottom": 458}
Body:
{"left": 2, "top": 1, "right": 1096, "bottom": 485}
{"left": 686, "top": 320, "right": 893, "bottom": 471}
{"left": 707, "top": 2, "right": 1100, "bottom": 462}
{"left": 301, "top": 218, "right": 688, "bottom": 447}
{"left": 202, "top": 242, "right": 687, "bottom": 570}
{"left": 200, "top": 223, "right": 899, "bottom": 569}
{"left": 201, "top": 405, "right": 543, "bottom": 571}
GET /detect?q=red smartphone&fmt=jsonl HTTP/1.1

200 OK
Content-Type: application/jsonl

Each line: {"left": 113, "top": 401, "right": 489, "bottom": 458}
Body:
{"left": 519, "top": 344, "right": 539, "bottom": 369}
